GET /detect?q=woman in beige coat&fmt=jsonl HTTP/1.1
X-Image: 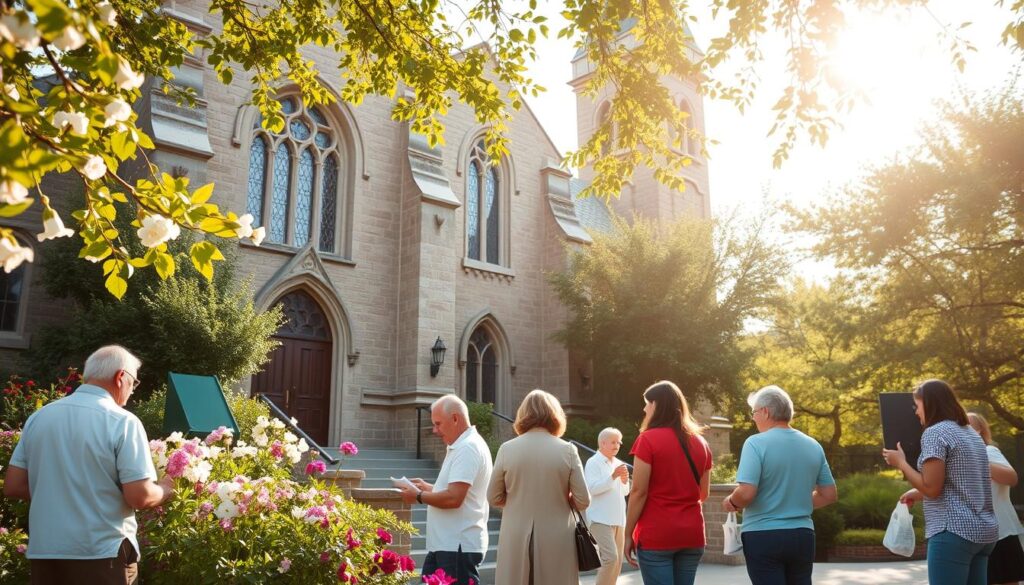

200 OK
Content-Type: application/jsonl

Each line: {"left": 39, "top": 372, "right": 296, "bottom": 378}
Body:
{"left": 488, "top": 389, "right": 591, "bottom": 585}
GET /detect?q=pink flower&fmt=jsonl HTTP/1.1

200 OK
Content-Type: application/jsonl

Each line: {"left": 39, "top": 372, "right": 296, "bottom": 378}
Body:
{"left": 165, "top": 450, "right": 190, "bottom": 478}
{"left": 339, "top": 441, "right": 358, "bottom": 456}
{"left": 337, "top": 560, "right": 353, "bottom": 582}
{"left": 219, "top": 518, "right": 234, "bottom": 532}
{"left": 270, "top": 440, "right": 285, "bottom": 459}
{"left": 320, "top": 551, "right": 331, "bottom": 563}
{"left": 199, "top": 502, "right": 214, "bottom": 515}
{"left": 180, "top": 440, "right": 201, "bottom": 457}
{"left": 399, "top": 555, "right": 415, "bottom": 572}
{"left": 205, "top": 426, "right": 226, "bottom": 445}
{"left": 278, "top": 558, "right": 291, "bottom": 574}
{"left": 345, "top": 527, "right": 361, "bottom": 550}
{"left": 423, "top": 568, "right": 457, "bottom": 585}
{"left": 305, "top": 459, "right": 327, "bottom": 475}
{"left": 374, "top": 549, "right": 400, "bottom": 574}
{"left": 15, "top": 544, "right": 26, "bottom": 554}
{"left": 376, "top": 527, "right": 393, "bottom": 545}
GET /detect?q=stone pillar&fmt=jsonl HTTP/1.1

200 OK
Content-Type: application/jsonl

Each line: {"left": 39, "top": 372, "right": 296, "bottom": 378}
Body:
{"left": 349, "top": 488, "right": 412, "bottom": 557}
{"left": 320, "top": 469, "right": 365, "bottom": 498}
{"left": 701, "top": 484, "right": 745, "bottom": 565}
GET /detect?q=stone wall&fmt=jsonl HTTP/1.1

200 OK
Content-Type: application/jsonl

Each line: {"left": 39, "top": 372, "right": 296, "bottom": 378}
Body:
{"left": 701, "top": 484, "right": 745, "bottom": 566}
{"left": 349, "top": 488, "right": 412, "bottom": 557}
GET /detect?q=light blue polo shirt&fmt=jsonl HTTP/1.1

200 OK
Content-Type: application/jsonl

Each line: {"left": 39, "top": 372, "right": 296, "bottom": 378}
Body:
{"left": 736, "top": 427, "right": 835, "bottom": 533}
{"left": 9, "top": 384, "right": 156, "bottom": 559}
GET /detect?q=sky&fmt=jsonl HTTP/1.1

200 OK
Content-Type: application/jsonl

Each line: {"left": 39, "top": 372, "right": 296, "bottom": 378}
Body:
{"left": 517, "top": 1, "right": 1021, "bottom": 279}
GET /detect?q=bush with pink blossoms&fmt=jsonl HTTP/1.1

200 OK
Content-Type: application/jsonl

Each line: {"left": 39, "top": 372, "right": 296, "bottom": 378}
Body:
{"left": 0, "top": 430, "right": 28, "bottom": 529}
{"left": 0, "top": 526, "right": 29, "bottom": 582}
{"left": 139, "top": 424, "right": 414, "bottom": 584}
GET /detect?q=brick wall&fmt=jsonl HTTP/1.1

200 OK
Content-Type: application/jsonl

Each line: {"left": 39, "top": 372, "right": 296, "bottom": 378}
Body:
{"left": 702, "top": 484, "right": 745, "bottom": 565}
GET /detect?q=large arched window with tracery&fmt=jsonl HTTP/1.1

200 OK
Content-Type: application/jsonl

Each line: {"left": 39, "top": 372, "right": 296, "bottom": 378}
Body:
{"left": 465, "top": 326, "right": 498, "bottom": 405}
{"left": 465, "top": 140, "right": 504, "bottom": 266}
{"left": 247, "top": 96, "right": 344, "bottom": 254}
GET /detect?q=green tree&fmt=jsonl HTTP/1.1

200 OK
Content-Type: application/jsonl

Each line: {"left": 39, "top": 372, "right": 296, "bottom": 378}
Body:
{"left": 1, "top": 0, "right": 1021, "bottom": 296}
{"left": 550, "top": 213, "right": 787, "bottom": 412}
{"left": 792, "top": 84, "right": 1024, "bottom": 430}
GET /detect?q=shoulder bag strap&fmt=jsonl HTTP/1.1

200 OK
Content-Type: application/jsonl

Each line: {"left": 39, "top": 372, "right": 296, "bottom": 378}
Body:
{"left": 675, "top": 432, "right": 701, "bottom": 487}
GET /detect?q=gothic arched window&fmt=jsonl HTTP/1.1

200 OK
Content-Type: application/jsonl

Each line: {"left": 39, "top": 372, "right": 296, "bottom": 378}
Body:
{"left": 677, "top": 100, "right": 699, "bottom": 156}
{"left": 465, "top": 326, "right": 498, "bottom": 405}
{"left": 465, "top": 140, "right": 504, "bottom": 266}
{"left": 247, "top": 96, "right": 345, "bottom": 254}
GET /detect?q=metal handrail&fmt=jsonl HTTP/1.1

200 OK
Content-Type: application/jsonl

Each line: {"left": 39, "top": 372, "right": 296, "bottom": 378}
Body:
{"left": 488, "top": 409, "right": 632, "bottom": 472}
{"left": 256, "top": 394, "right": 339, "bottom": 465}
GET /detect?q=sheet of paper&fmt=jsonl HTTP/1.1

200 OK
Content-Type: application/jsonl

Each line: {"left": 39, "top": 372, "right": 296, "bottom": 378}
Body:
{"left": 390, "top": 476, "right": 417, "bottom": 491}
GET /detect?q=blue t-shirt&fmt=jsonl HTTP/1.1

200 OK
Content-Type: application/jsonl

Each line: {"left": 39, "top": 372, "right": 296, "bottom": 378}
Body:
{"left": 735, "top": 427, "right": 835, "bottom": 533}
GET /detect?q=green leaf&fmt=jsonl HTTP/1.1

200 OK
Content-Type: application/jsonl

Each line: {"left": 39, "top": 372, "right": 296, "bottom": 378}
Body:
{"left": 0, "top": 199, "right": 34, "bottom": 218}
{"left": 154, "top": 251, "right": 175, "bottom": 279}
{"left": 105, "top": 272, "right": 127, "bottom": 300}
{"left": 192, "top": 183, "right": 215, "bottom": 205}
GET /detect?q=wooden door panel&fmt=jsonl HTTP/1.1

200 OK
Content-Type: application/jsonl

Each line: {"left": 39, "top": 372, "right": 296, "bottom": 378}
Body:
{"left": 251, "top": 338, "right": 332, "bottom": 445}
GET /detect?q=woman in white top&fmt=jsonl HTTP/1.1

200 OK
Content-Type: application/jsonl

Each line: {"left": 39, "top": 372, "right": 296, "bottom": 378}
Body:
{"left": 967, "top": 413, "right": 1024, "bottom": 585}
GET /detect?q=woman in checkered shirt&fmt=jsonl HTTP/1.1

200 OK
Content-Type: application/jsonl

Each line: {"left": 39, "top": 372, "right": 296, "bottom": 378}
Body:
{"left": 882, "top": 379, "right": 998, "bottom": 585}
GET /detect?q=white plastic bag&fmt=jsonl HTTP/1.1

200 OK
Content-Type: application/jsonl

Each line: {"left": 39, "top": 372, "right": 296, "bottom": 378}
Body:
{"left": 882, "top": 501, "right": 916, "bottom": 557}
{"left": 723, "top": 511, "right": 743, "bottom": 555}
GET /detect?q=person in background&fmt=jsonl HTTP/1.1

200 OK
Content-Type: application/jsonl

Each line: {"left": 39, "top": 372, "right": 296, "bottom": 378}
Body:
{"left": 724, "top": 384, "right": 837, "bottom": 585}
{"left": 624, "top": 381, "right": 712, "bottom": 585}
{"left": 3, "top": 345, "right": 174, "bottom": 585}
{"left": 585, "top": 427, "right": 631, "bottom": 585}
{"left": 488, "top": 389, "right": 590, "bottom": 585}
{"left": 883, "top": 380, "right": 998, "bottom": 585}
{"left": 967, "top": 412, "right": 1023, "bottom": 585}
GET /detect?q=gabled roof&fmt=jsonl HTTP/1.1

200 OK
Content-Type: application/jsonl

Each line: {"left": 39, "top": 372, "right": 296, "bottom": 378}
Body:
{"left": 571, "top": 178, "right": 615, "bottom": 234}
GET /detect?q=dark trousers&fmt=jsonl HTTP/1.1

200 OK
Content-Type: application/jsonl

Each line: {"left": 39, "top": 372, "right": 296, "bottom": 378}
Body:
{"left": 741, "top": 528, "right": 815, "bottom": 585}
{"left": 421, "top": 546, "right": 484, "bottom": 585}
{"left": 31, "top": 539, "right": 138, "bottom": 585}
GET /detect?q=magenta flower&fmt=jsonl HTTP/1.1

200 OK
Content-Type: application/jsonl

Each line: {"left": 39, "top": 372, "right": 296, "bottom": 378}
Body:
{"left": 270, "top": 440, "right": 285, "bottom": 459}
{"left": 374, "top": 549, "right": 400, "bottom": 574}
{"left": 305, "top": 459, "right": 327, "bottom": 475}
{"left": 219, "top": 518, "right": 234, "bottom": 532}
{"left": 339, "top": 441, "right": 358, "bottom": 456}
{"left": 15, "top": 544, "right": 26, "bottom": 554}
{"left": 399, "top": 554, "right": 415, "bottom": 572}
{"left": 423, "top": 569, "right": 457, "bottom": 585}
{"left": 376, "top": 527, "right": 393, "bottom": 545}
{"left": 319, "top": 551, "right": 331, "bottom": 564}
{"left": 345, "top": 527, "right": 361, "bottom": 550}
{"left": 165, "top": 450, "right": 190, "bottom": 478}
{"left": 337, "top": 560, "right": 353, "bottom": 582}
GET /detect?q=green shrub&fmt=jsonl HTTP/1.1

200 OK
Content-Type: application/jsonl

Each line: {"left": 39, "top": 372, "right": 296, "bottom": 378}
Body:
{"left": 133, "top": 387, "right": 167, "bottom": 440}
{"left": 834, "top": 528, "right": 886, "bottom": 546}
{"left": 835, "top": 472, "right": 924, "bottom": 530}
{"left": 563, "top": 416, "right": 640, "bottom": 464}
{"left": 711, "top": 453, "right": 737, "bottom": 484}
{"left": 466, "top": 401, "right": 495, "bottom": 443}
{"left": 812, "top": 505, "right": 845, "bottom": 551}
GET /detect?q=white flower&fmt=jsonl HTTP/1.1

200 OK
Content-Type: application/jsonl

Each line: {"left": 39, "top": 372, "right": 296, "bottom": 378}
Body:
{"left": 231, "top": 444, "right": 257, "bottom": 459}
{"left": 53, "top": 111, "right": 89, "bottom": 135}
{"left": 37, "top": 210, "right": 75, "bottom": 241}
{"left": 97, "top": 2, "right": 117, "bottom": 27}
{"left": 103, "top": 99, "right": 131, "bottom": 127}
{"left": 0, "top": 238, "right": 34, "bottom": 273}
{"left": 234, "top": 213, "right": 254, "bottom": 238}
{"left": 283, "top": 431, "right": 297, "bottom": 444}
{"left": 52, "top": 25, "right": 85, "bottom": 51}
{"left": 215, "top": 481, "right": 241, "bottom": 502}
{"left": 0, "top": 179, "right": 28, "bottom": 204}
{"left": 184, "top": 460, "right": 212, "bottom": 484}
{"left": 290, "top": 506, "right": 305, "bottom": 520}
{"left": 114, "top": 57, "right": 144, "bottom": 91}
{"left": 214, "top": 499, "right": 239, "bottom": 519}
{"left": 250, "top": 226, "right": 266, "bottom": 246}
{"left": 252, "top": 431, "right": 268, "bottom": 447}
{"left": 297, "top": 438, "right": 309, "bottom": 454}
{"left": 166, "top": 431, "right": 186, "bottom": 444}
{"left": 82, "top": 156, "right": 107, "bottom": 180}
{"left": 3, "top": 83, "right": 18, "bottom": 101}
{"left": 0, "top": 14, "right": 40, "bottom": 50}
{"left": 137, "top": 214, "right": 181, "bottom": 248}
{"left": 270, "top": 418, "right": 285, "bottom": 430}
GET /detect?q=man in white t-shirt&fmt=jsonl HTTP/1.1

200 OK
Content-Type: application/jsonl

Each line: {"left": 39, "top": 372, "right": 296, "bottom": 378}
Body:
{"left": 584, "top": 427, "right": 630, "bottom": 585}
{"left": 397, "top": 395, "right": 492, "bottom": 585}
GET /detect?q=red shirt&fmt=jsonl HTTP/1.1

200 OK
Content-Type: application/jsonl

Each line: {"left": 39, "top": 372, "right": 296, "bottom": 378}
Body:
{"left": 630, "top": 427, "right": 712, "bottom": 549}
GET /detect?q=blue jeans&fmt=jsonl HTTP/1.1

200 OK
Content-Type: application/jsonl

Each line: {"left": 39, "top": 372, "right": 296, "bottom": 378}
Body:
{"left": 637, "top": 547, "right": 703, "bottom": 585}
{"left": 741, "top": 528, "right": 815, "bottom": 585}
{"left": 926, "top": 531, "right": 996, "bottom": 585}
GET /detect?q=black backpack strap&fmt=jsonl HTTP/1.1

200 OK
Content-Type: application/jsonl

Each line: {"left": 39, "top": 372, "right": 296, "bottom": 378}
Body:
{"left": 675, "top": 432, "right": 701, "bottom": 487}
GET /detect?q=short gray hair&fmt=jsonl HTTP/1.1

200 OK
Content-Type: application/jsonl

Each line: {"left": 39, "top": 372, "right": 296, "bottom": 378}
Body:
{"left": 598, "top": 427, "right": 622, "bottom": 443}
{"left": 82, "top": 345, "right": 142, "bottom": 383}
{"left": 432, "top": 394, "right": 469, "bottom": 419}
{"left": 748, "top": 385, "right": 794, "bottom": 422}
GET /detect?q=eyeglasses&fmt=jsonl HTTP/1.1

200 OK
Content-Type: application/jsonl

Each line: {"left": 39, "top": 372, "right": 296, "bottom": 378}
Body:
{"left": 750, "top": 408, "right": 761, "bottom": 417}
{"left": 123, "top": 370, "right": 141, "bottom": 391}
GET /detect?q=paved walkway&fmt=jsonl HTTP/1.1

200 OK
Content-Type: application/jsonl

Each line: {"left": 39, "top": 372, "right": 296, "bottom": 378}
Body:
{"left": 581, "top": 561, "right": 929, "bottom": 585}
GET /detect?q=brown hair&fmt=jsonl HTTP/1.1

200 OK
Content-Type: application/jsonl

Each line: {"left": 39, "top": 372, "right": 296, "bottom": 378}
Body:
{"left": 913, "top": 379, "right": 968, "bottom": 428}
{"left": 640, "top": 380, "right": 703, "bottom": 441}
{"left": 513, "top": 389, "right": 567, "bottom": 437}
{"left": 967, "top": 412, "right": 993, "bottom": 445}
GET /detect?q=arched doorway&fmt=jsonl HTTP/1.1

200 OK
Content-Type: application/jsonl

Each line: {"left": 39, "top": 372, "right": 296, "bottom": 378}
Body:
{"left": 252, "top": 290, "right": 333, "bottom": 444}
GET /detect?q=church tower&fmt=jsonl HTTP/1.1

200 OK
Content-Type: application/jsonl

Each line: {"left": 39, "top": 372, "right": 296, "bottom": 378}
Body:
{"left": 569, "top": 21, "right": 711, "bottom": 224}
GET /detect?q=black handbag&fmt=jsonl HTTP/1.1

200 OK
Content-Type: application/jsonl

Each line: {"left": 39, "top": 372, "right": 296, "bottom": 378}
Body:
{"left": 570, "top": 500, "right": 603, "bottom": 571}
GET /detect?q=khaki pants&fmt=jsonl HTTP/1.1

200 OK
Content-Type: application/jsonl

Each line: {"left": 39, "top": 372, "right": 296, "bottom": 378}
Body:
{"left": 590, "top": 522, "right": 624, "bottom": 585}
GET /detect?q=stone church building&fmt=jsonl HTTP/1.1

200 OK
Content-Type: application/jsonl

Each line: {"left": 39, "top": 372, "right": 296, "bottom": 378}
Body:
{"left": 0, "top": 7, "right": 721, "bottom": 452}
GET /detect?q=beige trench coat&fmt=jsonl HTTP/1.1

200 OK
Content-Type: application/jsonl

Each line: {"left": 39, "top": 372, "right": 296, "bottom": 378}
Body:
{"left": 487, "top": 429, "right": 591, "bottom": 585}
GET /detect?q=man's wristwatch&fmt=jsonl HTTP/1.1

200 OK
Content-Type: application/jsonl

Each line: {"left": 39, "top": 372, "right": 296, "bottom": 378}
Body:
{"left": 416, "top": 490, "right": 423, "bottom": 504}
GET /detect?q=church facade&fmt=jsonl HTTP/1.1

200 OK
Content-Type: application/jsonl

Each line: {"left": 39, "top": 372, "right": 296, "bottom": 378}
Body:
{"left": 0, "top": 4, "right": 717, "bottom": 452}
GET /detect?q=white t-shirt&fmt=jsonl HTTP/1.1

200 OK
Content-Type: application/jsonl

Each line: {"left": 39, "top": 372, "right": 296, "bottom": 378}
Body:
{"left": 584, "top": 452, "right": 630, "bottom": 526}
{"left": 986, "top": 445, "right": 1024, "bottom": 539}
{"left": 426, "top": 426, "right": 493, "bottom": 553}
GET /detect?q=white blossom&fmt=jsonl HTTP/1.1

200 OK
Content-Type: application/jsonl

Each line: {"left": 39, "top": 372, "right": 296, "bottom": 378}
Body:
{"left": 137, "top": 214, "right": 181, "bottom": 248}
{"left": 250, "top": 226, "right": 266, "bottom": 246}
{"left": 37, "top": 210, "right": 75, "bottom": 241}
{"left": 53, "top": 111, "right": 89, "bottom": 135}
{"left": 0, "top": 237, "right": 34, "bottom": 273}
{"left": 82, "top": 156, "right": 107, "bottom": 180}
{"left": 103, "top": 99, "right": 132, "bottom": 127}
{"left": 0, "top": 13, "right": 40, "bottom": 50}
{"left": 3, "top": 83, "right": 18, "bottom": 101}
{"left": 214, "top": 499, "right": 239, "bottom": 519}
{"left": 184, "top": 459, "right": 212, "bottom": 484}
{"left": 114, "top": 58, "right": 145, "bottom": 91}
{"left": 290, "top": 506, "right": 305, "bottom": 520}
{"left": 166, "top": 431, "right": 186, "bottom": 444}
{"left": 97, "top": 2, "right": 117, "bottom": 27}
{"left": 234, "top": 213, "right": 255, "bottom": 238}
{"left": 52, "top": 25, "right": 85, "bottom": 51}
{"left": 0, "top": 179, "right": 28, "bottom": 204}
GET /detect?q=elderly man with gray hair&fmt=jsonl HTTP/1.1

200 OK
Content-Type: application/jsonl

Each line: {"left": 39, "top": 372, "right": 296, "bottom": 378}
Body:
{"left": 396, "top": 394, "right": 492, "bottom": 585}
{"left": 4, "top": 345, "right": 174, "bottom": 585}
{"left": 584, "top": 427, "right": 630, "bottom": 585}
{"left": 722, "top": 385, "right": 837, "bottom": 585}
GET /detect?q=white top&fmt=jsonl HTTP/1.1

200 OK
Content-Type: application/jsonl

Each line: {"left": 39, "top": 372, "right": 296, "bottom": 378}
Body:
{"left": 584, "top": 452, "right": 629, "bottom": 526}
{"left": 426, "top": 426, "right": 493, "bottom": 553}
{"left": 986, "top": 445, "right": 1024, "bottom": 539}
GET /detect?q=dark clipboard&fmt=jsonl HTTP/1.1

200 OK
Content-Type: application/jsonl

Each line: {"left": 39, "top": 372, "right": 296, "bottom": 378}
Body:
{"left": 878, "top": 393, "right": 923, "bottom": 468}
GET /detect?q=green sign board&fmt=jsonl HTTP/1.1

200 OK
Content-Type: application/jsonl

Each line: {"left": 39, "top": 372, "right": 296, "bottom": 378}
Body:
{"left": 163, "top": 372, "right": 240, "bottom": 439}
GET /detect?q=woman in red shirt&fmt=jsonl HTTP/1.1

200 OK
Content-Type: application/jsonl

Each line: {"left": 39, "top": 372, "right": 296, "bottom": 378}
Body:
{"left": 624, "top": 380, "right": 712, "bottom": 585}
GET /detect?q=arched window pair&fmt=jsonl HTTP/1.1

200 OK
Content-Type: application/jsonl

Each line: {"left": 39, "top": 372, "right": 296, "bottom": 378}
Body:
{"left": 247, "top": 96, "right": 344, "bottom": 254}
{"left": 465, "top": 139, "right": 506, "bottom": 266}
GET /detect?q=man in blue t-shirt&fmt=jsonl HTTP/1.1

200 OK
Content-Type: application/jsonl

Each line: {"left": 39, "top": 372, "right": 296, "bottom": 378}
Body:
{"left": 723, "top": 385, "right": 837, "bottom": 585}
{"left": 4, "top": 345, "right": 174, "bottom": 585}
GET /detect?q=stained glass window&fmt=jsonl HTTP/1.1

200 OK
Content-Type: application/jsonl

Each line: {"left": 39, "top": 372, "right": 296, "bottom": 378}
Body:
{"left": 485, "top": 167, "right": 499, "bottom": 265}
{"left": 466, "top": 139, "right": 504, "bottom": 266}
{"left": 467, "top": 162, "right": 480, "bottom": 260}
{"left": 245, "top": 95, "right": 346, "bottom": 253}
